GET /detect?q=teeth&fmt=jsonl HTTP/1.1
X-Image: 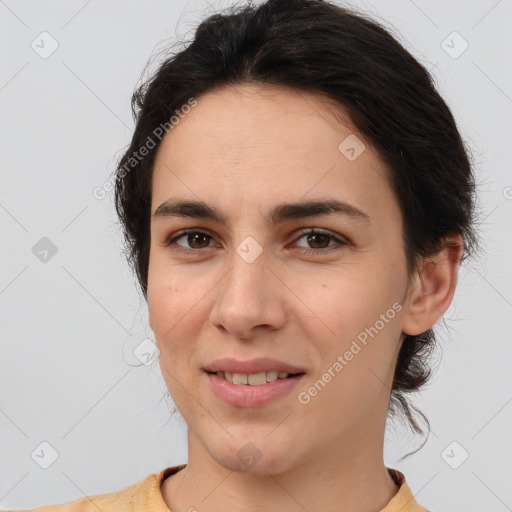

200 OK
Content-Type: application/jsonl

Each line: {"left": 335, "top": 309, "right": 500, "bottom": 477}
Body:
{"left": 233, "top": 372, "right": 248, "bottom": 385}
{"left": 217, "top": 370, "right": 292, "bottom": 385}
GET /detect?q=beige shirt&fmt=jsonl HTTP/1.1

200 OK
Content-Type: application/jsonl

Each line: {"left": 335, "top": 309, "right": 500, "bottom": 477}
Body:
{"left": 8, "top": 464, "right": 430, "bottom": 511}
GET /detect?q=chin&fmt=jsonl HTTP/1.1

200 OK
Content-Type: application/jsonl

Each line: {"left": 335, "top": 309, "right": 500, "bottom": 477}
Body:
{"left": 207, "top": 432, "right": 300, "bottom": 476}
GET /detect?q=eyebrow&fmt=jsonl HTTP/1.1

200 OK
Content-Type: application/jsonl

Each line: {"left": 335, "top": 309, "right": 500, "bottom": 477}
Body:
{"left": 152, "top": 198, "right": 371, "bottom": 227}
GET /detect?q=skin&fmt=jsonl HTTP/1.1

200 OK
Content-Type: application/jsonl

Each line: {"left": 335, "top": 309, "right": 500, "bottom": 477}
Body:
{"left": 147, "top": 83, "right": 463, "bottom": 512}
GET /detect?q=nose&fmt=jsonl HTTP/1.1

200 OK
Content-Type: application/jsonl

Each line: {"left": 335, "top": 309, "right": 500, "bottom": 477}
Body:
{"left": 209, "top": 249, "right": 287, "bottom": 340}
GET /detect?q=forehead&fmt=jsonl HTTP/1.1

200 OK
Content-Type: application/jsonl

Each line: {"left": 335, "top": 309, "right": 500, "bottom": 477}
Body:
{"left": 158, "top": 83, "right": 366, "bottom": 155}
{"left": 151, "top": 83, "right": 396, "bottom": 228}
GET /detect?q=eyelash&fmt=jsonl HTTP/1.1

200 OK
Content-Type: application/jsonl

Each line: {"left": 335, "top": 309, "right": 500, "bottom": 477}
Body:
{"left": 163, "top": 228, "right": 347, "bottom": 256}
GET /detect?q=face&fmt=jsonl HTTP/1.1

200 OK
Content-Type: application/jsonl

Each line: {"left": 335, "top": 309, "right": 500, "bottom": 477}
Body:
{"left": 147, "top": 83, "right": 412, "bottom": 475}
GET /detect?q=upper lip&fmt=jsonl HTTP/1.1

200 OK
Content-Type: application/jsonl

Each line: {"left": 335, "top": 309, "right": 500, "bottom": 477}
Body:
{"left": 203, "top": 357, "right": 306, "bottom": 375}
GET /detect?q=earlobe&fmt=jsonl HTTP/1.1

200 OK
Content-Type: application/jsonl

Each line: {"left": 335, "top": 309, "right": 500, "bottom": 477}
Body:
{"left": 401, "top": 233, "right": 464, "bottom": 336}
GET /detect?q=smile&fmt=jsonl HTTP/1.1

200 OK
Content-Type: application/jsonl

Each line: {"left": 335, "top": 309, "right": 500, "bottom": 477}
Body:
{"left": 212, "top": 370, "right": 301, "bottom": 385}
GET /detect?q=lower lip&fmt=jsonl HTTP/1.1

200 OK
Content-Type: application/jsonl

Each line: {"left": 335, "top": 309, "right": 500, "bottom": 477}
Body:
{"left": 206, "top": 372, "right": 305, "bottom": 408}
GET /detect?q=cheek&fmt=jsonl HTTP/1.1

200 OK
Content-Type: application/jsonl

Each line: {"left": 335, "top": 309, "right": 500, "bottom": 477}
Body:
{"left": 147, "top": 265, "right": 210, "bottom": 365}
{"left": 147, "top": 279, "right": 201, "bottom": 408}
{"left": 147, "top": 276, "right": 187, "bottom": 364}
{"left": 299, "top": 267, "right": 385, "bottom": 335}
{"left": 147, "top": 255, "right": 192, "bottom": 332}
{"left": 147, "top": 278, "right": 176, "bottom": 334}
{"left": 302, "top": 265, "right": 403, "bottom": 374}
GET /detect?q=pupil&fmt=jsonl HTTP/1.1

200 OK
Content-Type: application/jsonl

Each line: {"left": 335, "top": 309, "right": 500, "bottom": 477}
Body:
{"left": 190, "top": 233, "right": 208, "bottom": 248}
{"left": 309, "top": 234, "right": 328, "bottom": 248}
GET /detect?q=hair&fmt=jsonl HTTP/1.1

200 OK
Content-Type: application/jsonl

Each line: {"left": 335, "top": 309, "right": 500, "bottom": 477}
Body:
{"left": 113, "top": 0, "right": 482, "bottom": 456}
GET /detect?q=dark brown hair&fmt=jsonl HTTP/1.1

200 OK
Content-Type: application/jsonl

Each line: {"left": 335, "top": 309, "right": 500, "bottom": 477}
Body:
{"left": 113, "top": 0, "right": 481, "bottom": 455}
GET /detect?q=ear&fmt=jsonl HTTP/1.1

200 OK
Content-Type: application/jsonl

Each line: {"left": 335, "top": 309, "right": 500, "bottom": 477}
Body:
{"left": 401, "top": 233, "right": 464, "bottom": 336}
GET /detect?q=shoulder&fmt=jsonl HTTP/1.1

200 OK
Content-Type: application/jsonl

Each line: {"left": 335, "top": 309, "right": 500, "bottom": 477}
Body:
{"left": 5, "top": 464, "right": 187, "bottom": 512}
{"left": 384, "top": 468, "right": 431, "bottom": 512}
{"left": 5, "top": 483, "right": 137, "bottom": 512}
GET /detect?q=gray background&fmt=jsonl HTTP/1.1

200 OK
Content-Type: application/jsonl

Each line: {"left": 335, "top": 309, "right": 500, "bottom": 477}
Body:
{"left": 1, "top": 0, "right": 511, "bottom": 510}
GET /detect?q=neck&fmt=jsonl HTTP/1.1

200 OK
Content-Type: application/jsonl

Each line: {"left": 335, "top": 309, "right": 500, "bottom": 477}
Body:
{"left": 161, "top": 431, "right": 399, "bottom": 512}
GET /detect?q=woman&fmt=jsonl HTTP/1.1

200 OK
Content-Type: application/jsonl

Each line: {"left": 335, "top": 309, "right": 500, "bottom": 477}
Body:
{"left": 12, "top": 0, "right": 480, "bottom": 510}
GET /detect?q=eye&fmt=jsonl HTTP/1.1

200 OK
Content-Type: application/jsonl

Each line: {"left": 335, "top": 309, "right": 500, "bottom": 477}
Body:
{"left": 164, "top": 230, "right": 215, "bottom": 254}
{"left": 294, "top": 228, "right": 347, "bottom": 255}
{"left": 163, "top": 227, "right": 347, "bottom": 256}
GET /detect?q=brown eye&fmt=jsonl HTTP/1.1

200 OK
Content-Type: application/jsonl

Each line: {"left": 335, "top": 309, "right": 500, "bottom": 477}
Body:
{"left": 306, "top": 232, "right": 331, "bottom": 249}
{"left": 164, "top": 230, "right": 215, "bottom": 253}
{"left": 163, "top": 227, "right": 347, "bottom": 256}
{"left": 182, "top": 232, "right": 212, "bottom": 249}
{"left": 295, "top": 228, "right": 347, "bottom": 254}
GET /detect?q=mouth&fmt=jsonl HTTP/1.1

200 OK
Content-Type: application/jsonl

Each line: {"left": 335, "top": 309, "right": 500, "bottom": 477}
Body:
{"left": 205, "top": 370, "right": 306, "bottom": 386}
{"left": 205, "top": 370, "right": 306, "bottom": 407}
